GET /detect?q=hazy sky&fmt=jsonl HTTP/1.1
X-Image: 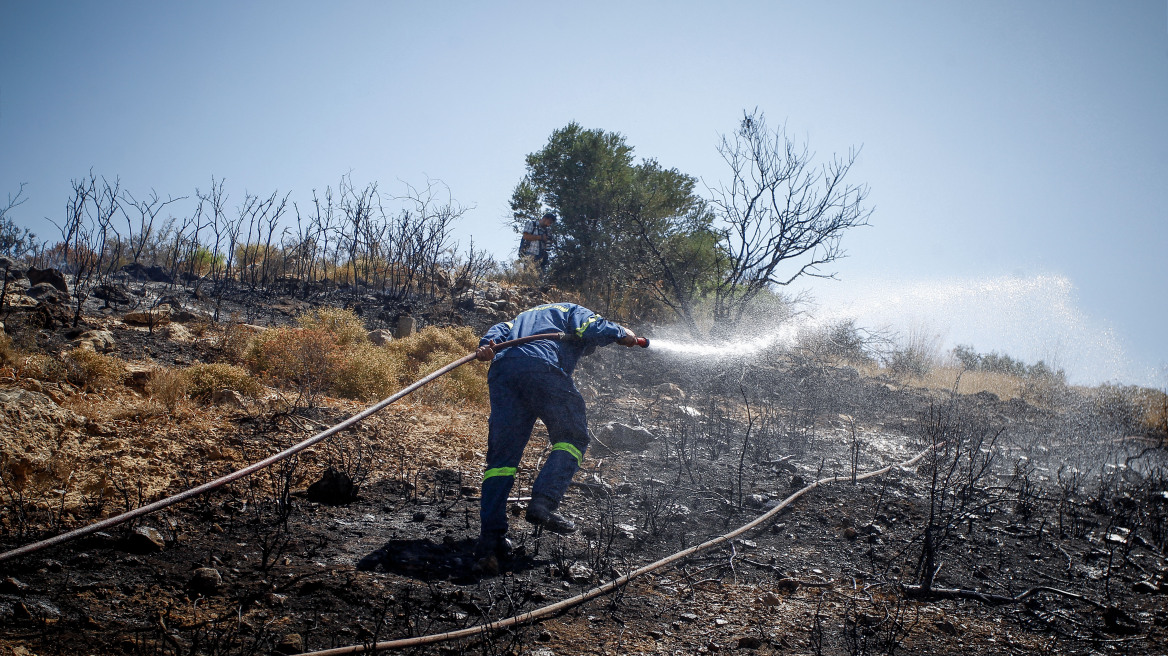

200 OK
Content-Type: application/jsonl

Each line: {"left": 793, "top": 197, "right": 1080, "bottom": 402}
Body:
{"left": 2, "top": 1, "right": 1165, "bottom": 385}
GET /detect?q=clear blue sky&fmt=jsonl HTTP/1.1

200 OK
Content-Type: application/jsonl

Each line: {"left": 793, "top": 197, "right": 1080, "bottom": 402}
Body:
{"left": 2, "top": 1, "right": 1165, "bottom": 385}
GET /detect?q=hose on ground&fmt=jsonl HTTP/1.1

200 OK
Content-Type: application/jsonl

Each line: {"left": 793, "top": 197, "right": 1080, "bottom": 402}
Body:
{"left": 0, "top": 332, "right": 568, "bottom": 565}
{"left": 293, "top": 444, "right": 938, "bottom": 656}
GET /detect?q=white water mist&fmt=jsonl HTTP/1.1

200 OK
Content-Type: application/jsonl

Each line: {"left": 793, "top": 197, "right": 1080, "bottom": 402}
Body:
{"left": 646, "top": 274, "right": 1147, "bottom": 386}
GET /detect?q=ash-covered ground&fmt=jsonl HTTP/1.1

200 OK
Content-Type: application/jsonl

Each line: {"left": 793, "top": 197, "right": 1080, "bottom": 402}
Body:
{"left": 1, "top": 280, "right": 1166, "bottom": 656}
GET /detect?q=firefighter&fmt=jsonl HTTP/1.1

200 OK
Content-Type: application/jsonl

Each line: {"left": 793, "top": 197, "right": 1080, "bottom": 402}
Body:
{"left": 473, "top": 302, "right": 638, "bottom": 567}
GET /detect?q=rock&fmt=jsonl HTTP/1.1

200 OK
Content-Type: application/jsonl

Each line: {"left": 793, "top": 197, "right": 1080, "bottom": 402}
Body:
{"left": 124, "top": 307, "right": 172, "bottom": 326}
{"left": 119, "top": 262, "right": 174, "bottom": 283}
{"left": 567, "top": 563, "right": 593, "bottom": 584}
{"left": 737, "top": 636, "right": 764, "bottom": 649}
{"left": 655, "top": 382, "right": 684, "bottom": 399}
{"left": 843, "top": 527, "right": 859, "bottom": 540}
{"left": 92, "top": 282, "right": 133, "bottom": 306}
{"left": 790, "top": 475, "right": 806, "bottom": 489}
{"left": 26, "top": 267, "right": 68, "bottom": 293}
{"left": 759, "top": 592, "right": 781, "bottom": 606}
{"left": 305, "top": 467, "right": 356, "bottom": 505}
{"left": 188, "top": 567, "right": 222, "bottom": 594}
{"left": 775, "top": 578, "right": 799, "bottom": 593}
{"left": 1133, "top": 580, "right": 1161, "bottom": 594}
{"left": 367, "top": 328, "right": 394, "bottom": 346}
{"left": 275, "top": 633, "right": 304, "bottom": 655}
{"left": 395, "top": 315, "right": 416, "bottom": 338}
{"left": 123, "top": 363, "right": 157, "bottom": 392}
{"left": 26, "top": 282, "right": 66, "bottom": 304}
{"left": 211, "top": 389, "right": 246, "bottom": 407}
{"left": 124, "top": 526, "right": 166, "bottom": 554}
{"left": 161, "top": 322, "right": 194, "bottom": 342}
{"left": 0, "top": 255, "right": 27, "bottom": 279}
{"left": 69, "top": 329, "right": 116, "bottom": 353}
{"left": 412, "top": 511, "right": 427, "bottom": 522}
{"left": 0, "top": 577, "right": 29, "bottom": 594}
{"left": 747, "top": 494, "right": 768, "bottom": 508}
{"left": 0, "top": 388, "right": 85, "bottom": 441}
{"left": 595, "top": 422, "right": 656, "bottom": 451}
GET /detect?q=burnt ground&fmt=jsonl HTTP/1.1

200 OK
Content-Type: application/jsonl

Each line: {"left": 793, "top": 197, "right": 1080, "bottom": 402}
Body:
{"left": 1, "top": 288, "right": 1167, "bottom": 656}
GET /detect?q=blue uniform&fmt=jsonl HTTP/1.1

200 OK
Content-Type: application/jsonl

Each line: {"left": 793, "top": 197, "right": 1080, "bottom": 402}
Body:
{"left": 478, "top": 303, "right": 627, "bottom": 539}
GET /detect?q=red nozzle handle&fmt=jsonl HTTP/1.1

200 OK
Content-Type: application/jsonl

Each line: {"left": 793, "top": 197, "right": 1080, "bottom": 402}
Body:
{"left": 635, "top": 337, "right": 650, "bottom": 348}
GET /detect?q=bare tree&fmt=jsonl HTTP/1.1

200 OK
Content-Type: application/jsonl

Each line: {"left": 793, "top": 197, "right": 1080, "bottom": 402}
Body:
{"left": 709, "top": 109, "right": 872, "bottom": 326}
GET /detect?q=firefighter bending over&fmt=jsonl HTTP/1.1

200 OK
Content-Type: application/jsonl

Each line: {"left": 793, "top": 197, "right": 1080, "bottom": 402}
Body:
{"left": 473, "top": 302, "right": 638, "bottom": 570}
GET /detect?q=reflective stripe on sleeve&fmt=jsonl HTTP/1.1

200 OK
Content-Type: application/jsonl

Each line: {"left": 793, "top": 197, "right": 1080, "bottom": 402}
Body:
{"left": 550, "top": 442, "right": 583, "bottom": 465}
{"left": 575, "top": 315, "right": 599, "bottom": 338}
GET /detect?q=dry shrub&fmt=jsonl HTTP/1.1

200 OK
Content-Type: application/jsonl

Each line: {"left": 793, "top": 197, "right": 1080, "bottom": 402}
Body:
{"left": 909, "top": 366, "right": 1025, "bottom": 400}
{"left": 247, "top": 326, "right": 336, "bottom": 399}
{"left": 331, "top": 342, "right": 404, "bottom": 402}
{"left": 385, "top": 326, "right": 488, "bottom": 406}
{"left": 64, "top": 348, "right": 125, "bottom": 390}
{"left": 186, "top": 363, "right": 261, "bottom": 402}
{"left": 218, "top": 321, "right": 258, "bottom": 364}
{"left": 1092, "top": 384, "right": 1168, "bottom": 437}
{"left": 297, "top": 307, "right": 368, "bottom": 346}
{"left": 0, "top": 331, "right": 13, "bottom": 366}
{"left": 146, "top": 367, "right": 190, "bottom": 410}
{"left": 14, "top": 352, "right": 65, "bottom": 382}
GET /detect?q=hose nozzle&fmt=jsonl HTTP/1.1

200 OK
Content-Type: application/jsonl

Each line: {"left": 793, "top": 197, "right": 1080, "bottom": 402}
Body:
{"left": 635, "top": 337, "right": 650, "bottom": 348}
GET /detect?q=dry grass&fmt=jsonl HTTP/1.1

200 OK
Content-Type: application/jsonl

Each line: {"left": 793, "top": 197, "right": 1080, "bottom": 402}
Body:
{"left": 904, "top": 366, "right": 1026, "bottom": 400}
{"left": 234, "top": 309, "right": 488, "bottom": 407}
{"left": 185, "top": 363, "right": 262, "bottom": 402}
{"left": 146, "top": 367, "right": 190, "bottom": 411}
{"left": 297, "top": 306, "right": 368, "bottom": 346}
{"left": 331, "top": 342, "right": 405, "bottom": 402}
{"left": 63, "top": 348, "right": 125, "bottom": 391}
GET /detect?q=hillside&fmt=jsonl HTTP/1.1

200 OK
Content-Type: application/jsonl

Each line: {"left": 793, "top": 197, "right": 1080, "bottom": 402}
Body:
{"left": 0, "top": 267, "right": 1166, "bottom": 656}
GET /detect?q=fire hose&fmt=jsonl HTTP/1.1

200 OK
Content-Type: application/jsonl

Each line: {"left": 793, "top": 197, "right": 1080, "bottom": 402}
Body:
{"left": 0, "top": 331, "right": 648, "bottom": 565}
{"left": 294, "top": 444, "right": 937, "bottom": 656}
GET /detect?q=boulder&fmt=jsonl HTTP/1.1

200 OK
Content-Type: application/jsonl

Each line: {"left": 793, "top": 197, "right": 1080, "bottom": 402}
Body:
{"left": 595, "top": 422, "right": 656, "bottom": 452}
{"left": 211, "top": 389, "right": 246, "bottom": 407}
{"left": 188, "top": 567, "right": 222, "bottom": 595}
{"left": 123, "top": 526, "right": 166, "bottom": 554}
{"left": 124, "top": 306, "right": 172, "bottom": 326}
{"left": 305, "top": 467, "right": 357, "bottom": 505}
{"left": 275, "top": 634, "right": 304, "bottom": 655}
{"left": 161, "top": 322, "right": 194, "bottom": 342}
{"left": 368, "top": 328, "right": 394, "bottom": 346}
{"left": 68, "top": 329, "right": 116, "bottom": 353}
{"left": 395, "top": 315, "right": 416, "bottom": 338}
{"left": 26, "top": 283, "right": 66, "bottom": 304}
{"left": 0, "top": 256, "right": 27, "bottom": 280}
{"left": 124, "top": 363, "right": 157, "bottom": 392}
{"left": 0, "top": 388, "right": 84, "bottom": 441}
{"left": 92, "top": 282, "right": 133, "bottom": 306}
{"left": 119, "top": 262, "right": 174, "bottom": 284}
{"left": 26, "top": 267, "right": 68, "bottom": 293}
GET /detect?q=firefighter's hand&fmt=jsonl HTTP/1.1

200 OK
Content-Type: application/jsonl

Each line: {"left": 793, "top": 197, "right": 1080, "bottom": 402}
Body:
{"left": 476, "top": 341, "right": 496, "bottom": 361}
{"left": 617, "top": 329, "right": 638, "bottom": 347}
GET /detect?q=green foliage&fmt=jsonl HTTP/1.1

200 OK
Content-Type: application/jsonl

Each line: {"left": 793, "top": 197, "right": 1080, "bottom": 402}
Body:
{"left": 952, "top": 344, "right": 1065, "bottom": 383}
{"left": 512, "top": 123, "right": 711, "bottom": 319}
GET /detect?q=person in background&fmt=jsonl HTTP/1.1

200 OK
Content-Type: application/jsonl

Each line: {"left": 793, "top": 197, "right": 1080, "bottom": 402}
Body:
{"left": 473, "top": 302, "right": 638, "bottom": 572}
{"left": 518, "top": 211, "right": 556, "bottom": 271}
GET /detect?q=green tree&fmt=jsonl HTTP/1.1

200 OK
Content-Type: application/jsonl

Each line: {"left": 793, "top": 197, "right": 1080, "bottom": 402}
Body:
{"left": 511, "top": 123, "right": 715, "bottom": 319}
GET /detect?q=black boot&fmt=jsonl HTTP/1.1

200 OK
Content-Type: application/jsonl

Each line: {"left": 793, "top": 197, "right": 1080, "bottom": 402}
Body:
{"left": 525, "top": 496, "right": 577, "bottom": 535}
{"left": 474, "top": 534, "right": 514, "bottom": 576}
